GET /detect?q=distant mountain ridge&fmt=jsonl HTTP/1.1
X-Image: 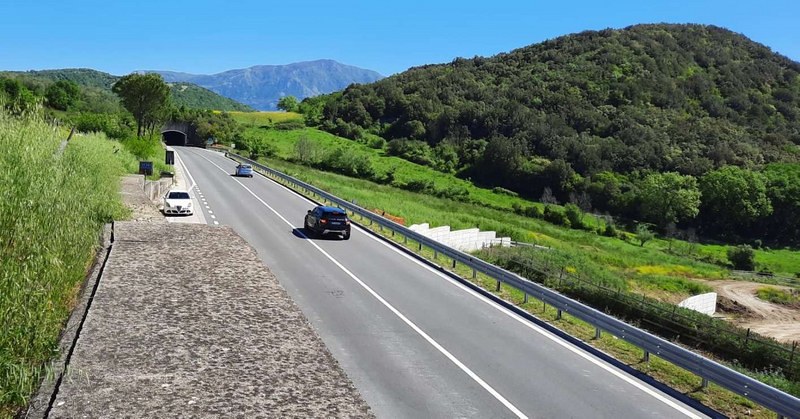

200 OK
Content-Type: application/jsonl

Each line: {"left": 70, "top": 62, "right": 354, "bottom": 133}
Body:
{"left": 150, "top": 59, "right": 384, "bottom": 110}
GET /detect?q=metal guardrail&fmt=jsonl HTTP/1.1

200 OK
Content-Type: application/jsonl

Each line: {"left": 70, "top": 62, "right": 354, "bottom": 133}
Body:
{"left": 227, "top": 152, "right": 800, "bottom": 418}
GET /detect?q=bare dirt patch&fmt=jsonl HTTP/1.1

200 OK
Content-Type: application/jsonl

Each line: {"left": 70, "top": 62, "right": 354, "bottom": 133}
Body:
{"left": 710, "top": 280, "right": 800, "bottom": 343}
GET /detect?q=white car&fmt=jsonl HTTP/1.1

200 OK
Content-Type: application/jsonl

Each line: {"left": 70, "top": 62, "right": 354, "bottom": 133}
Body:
{"left": 162, "top": 189, "right": 193, "bottom": 215}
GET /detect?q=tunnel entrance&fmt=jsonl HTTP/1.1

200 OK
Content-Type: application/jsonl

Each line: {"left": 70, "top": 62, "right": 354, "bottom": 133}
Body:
{"left": 162, "top": 130, "right": 187, "bottom": 146}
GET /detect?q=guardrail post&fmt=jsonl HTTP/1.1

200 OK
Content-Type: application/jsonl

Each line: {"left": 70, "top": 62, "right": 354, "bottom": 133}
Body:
{"left": 418, "top": 242, "right": 423, "bottom": 252}
{"left": 523, "top": 292, "right": 528, "bottom": 304}
{"left": 643, "top": 350, "right": 650, "bottom": 363}
{"left": 404, "top": 235, "right": 408, "bottom": 245}
{"left": 701, "top": 377, "right": 709, "bottom": 390}
{"left": 556, "top": 309, "right": 562, "bottom": 320}
{"left": 451, "top": 259, "right": 456, "bottom": 269}
{"left": 496, "top": 280, "right": 501, "bottom": 292}
{"left": 594, "top": 327, "right": 601, "bottom": 340}
{"left": 472, "top": 268, "right": 476, "bottom": 279}
{"left": 434, "top": 250, "right": 438, "bottom": 259}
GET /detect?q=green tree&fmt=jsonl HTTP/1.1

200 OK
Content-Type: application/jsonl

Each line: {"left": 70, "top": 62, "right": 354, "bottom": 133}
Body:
{"left": 635, "top": 224, "right": 655, "bottom": 247}
{"left": 638, "top": 172, "right": 701, "bottom": 226}
{"left": 699, "top": 166, "right": 772, "bottom": 235}
{"left": 112, "top": 73, "right": 171, "bottom": 138}
{"left": 727, "top": 245, "right": 756, "bottom": 270}
{"left": 277, "top": 95, "right": 299, "bottom": 112}
{"left": 45, "top": 80, "right": 80, "bottom": 111}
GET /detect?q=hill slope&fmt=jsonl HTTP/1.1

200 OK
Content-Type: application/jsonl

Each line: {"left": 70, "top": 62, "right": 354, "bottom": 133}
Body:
{"left": 151, "top": 59, "right": 384, "bottom": 110}
{"left": 321, "top": 24, "right": 800, "bottom": 180}
{"left": 1, "top": 68, "right": 253, "bottom": 111}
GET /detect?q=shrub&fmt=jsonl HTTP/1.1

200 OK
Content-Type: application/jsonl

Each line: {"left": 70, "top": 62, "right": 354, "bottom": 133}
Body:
{"left": 402, "top": 179, "right": 434, "bottom": 193}
{"left": 543, "top": 206, "right": 570, "bottom": 227}
{"left": 603, "top": 224, "right": 617, "bottom": 237}
{"left": 492, "top": 187, "right": 518, "bottom": 197}
{"left": 564, "top": 203, "right": 584, "bottom": 229}
{"left": 727, "top": 245, "right": 756, "bottom": 270}
{"left": 273, "top": 120, "right": 305, "bottom": 130}
{"left": 525, "top": 206, "right": 543, "bottom": 219}
{"left": 433, "top": 185, "right": 469, "bottom": 201}
{"left": 635, "top": 224, "right": 654, "bottom": 247}
{"left": 386, "top": 138, "right": 434, "bottom": 166}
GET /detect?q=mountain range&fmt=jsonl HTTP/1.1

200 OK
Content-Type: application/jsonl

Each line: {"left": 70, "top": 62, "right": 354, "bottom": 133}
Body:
{"left": 149, "top": 59, "right": 384, "bottom": 110}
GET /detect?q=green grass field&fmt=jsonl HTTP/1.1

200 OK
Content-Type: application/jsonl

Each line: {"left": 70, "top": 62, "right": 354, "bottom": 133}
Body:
{"left": 241, "top": 125, "right": 800, "bottom": 297}
{"left": 0, "top": 113, "right": 136, "bottom": 416}
{"left": 228, "top": 111, "right": 302, "bottom": 127}
{"left": 262, "top": 156, "right": 728, "bottom": 300}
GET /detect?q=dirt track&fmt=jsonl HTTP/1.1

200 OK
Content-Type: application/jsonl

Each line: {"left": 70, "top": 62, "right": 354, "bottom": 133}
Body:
{"left": 712, "top": 280, "right": 800, "bottom": 343}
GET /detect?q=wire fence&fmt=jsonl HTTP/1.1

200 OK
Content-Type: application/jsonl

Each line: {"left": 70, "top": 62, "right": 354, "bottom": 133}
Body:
{"left": 482, "top": 246, "right": 800, "bottom": 381}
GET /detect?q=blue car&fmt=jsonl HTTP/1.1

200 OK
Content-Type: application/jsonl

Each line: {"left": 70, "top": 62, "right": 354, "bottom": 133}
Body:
{"left": 235, "top": 163, "right": 253, "bottom": 177}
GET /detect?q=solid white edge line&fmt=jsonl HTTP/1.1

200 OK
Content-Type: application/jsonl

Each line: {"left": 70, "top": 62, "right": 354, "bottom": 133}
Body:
{"left": 192, "top": 150, "right": 528, "bottom": 419}
{"left": 259, "top": 154, "right": 707, "bottom": 418}
{"left": 172, "top": 149, "right": 208, "bottom": 225}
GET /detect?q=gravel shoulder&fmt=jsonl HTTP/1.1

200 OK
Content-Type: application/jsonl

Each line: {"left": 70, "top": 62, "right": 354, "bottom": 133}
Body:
{"left": 40, "top": 174, "right": 372, "bottom": 417}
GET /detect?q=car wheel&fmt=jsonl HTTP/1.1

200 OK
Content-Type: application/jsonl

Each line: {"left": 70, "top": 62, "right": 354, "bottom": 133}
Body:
{"left": 343, "top": 230, "right": 351, "bottom": 240}
{"left": 304, "top": 219, "right": 315, "bottom": 236}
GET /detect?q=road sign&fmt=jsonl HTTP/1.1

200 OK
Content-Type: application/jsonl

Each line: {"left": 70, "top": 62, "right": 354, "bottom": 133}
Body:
{"left": 139, "top": 161, "right": 153, "bottom": 176}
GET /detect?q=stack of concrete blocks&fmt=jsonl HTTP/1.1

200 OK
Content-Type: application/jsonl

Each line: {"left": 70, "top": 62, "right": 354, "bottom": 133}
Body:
{"left": 677, "top": 292, "right": 717, "bottom": 315}
{"left": 409, "top": 223, "right": 511, "bottom": 252}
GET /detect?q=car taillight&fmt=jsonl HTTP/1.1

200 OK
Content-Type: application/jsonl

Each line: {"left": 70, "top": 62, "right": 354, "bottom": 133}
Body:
{"left": 345, "top": 219, "right": 350, "bottom": 225}
{"left": 320, "top": 219, "right": 327, "bottom": 224}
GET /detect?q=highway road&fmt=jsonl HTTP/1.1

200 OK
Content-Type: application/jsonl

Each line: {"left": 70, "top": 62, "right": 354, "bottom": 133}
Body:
{"left": 174, "top": 146, "right": 711, "bottom": 418}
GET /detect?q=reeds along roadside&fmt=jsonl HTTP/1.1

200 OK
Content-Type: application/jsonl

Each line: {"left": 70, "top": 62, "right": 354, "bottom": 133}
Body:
{"left": 0, "top": 111, "right": 134, "bottom": 411}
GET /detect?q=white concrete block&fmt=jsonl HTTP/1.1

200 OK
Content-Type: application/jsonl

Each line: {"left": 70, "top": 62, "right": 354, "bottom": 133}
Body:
{"left": 678, "top": 292, "right": 717, "bottom": 315}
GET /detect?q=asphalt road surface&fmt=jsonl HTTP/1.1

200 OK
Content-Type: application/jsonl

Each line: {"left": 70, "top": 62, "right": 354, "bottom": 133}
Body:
{"left": 174, "top": 147, "right": 711, "bottom": 419}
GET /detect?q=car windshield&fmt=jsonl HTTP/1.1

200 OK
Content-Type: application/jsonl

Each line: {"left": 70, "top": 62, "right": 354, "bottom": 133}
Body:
{"left": 239, "top": 165, "right": 251, "bottom": 169}
{"left": 168, "top": 192, "right": 190, "bottom": 199}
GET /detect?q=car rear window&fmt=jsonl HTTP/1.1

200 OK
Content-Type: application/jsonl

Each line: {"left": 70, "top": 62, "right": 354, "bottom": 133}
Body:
{"left": 168, "top": 192, "right": 190, "bottom": 199}
{"left": 240, "top": 165, "right": 251, "bottom": 169}
{"left": 323, "top": 211, "right": 347, "bottom": 221}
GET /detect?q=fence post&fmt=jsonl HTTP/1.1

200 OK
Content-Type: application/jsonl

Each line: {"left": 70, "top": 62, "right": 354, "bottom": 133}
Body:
{"left": 743, "top": 328, "right": 751, "bottom": 348}
{"left": 558, "top": 268, "right": 565, "bottom": 287}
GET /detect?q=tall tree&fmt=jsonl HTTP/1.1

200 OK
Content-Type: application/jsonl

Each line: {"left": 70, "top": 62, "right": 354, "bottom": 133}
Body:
{"left": 112, "top": 73, "right": 170, "bottom": 138}
{"left": 277, "top": 95, "right": 299, "bottom": 112}
{"left": 45, "top": 80, "right": 80, "bottom": 111}
{"left": 638, "top": 172, "right": 701, "bottom": 227}
{"left": 699, "top": 166, "right": 772, "bottom": 236}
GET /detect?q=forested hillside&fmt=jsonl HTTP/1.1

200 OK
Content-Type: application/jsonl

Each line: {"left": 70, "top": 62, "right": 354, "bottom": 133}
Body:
{"left": 313, "top": 24, "right": 800, "bottom": 244}
{"left": 0, "top": 69, "right": 252, "bottom": 111}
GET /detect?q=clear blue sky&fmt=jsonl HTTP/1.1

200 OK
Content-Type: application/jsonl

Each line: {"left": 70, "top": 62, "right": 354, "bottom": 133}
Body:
{"left": 3, "top": 0, "right": 798, "bottom": 76}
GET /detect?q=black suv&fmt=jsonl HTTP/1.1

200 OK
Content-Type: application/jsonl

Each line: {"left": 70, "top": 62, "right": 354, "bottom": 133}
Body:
{"left": 304, "top": 205, "right": 351, "bottom": 240}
